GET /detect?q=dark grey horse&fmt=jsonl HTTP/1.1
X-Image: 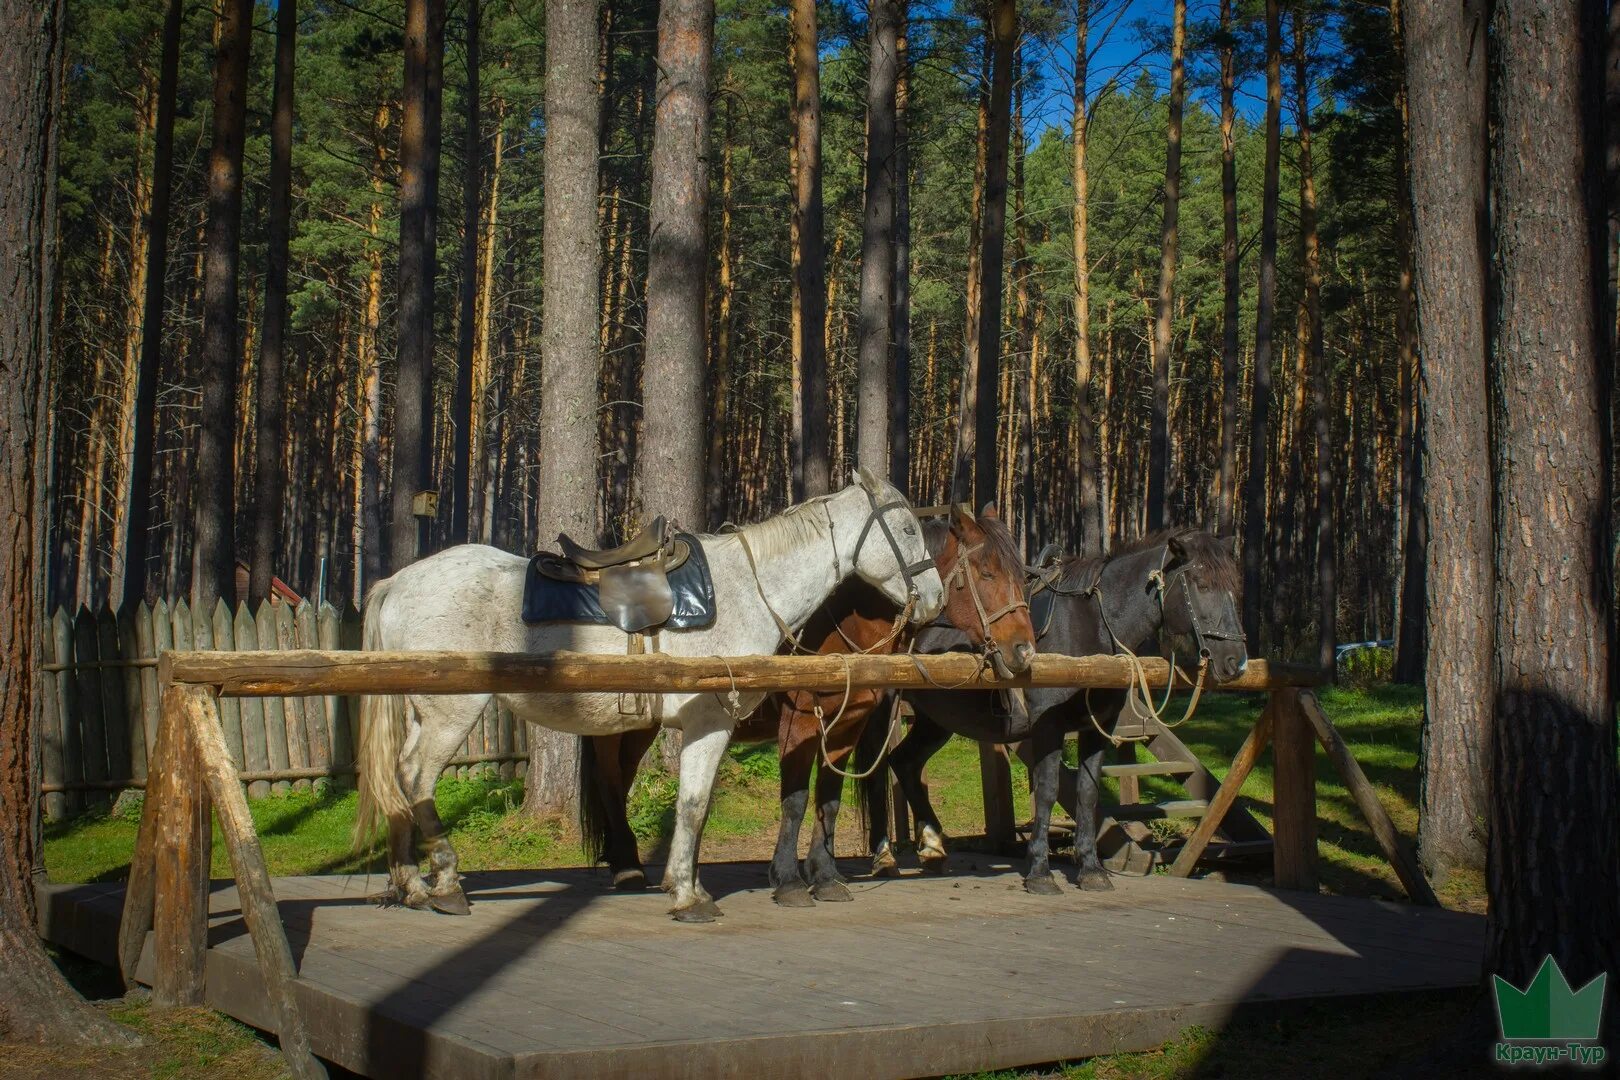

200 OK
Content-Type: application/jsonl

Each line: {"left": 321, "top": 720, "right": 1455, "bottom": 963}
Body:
{"left": 858, "top": 528, "right": 1248, "bottom": 894}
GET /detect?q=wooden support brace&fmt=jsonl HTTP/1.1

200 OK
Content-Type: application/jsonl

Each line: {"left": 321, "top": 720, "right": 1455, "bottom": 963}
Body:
{"left": 117, "top": 706, "right": 168, "bottom": 988}
{"left": 151, "top": 684, "right": 210, "bottom": 1006}
{"left": 1168, "top": 705, "right": 1273, "bottom": 878}
{"left": 176, "top": 684, "right": 327, "bottom": 1080}
{"left": 1297, "top": 691, "right": 1438, "bottom": 907}
{"left": 1269, "top": 687, "right": 1319, "bottom": 892}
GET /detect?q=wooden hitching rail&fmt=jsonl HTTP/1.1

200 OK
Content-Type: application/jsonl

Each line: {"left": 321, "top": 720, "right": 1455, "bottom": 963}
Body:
{"left": 119, "top": 650, "right": 1436, "bottom": 1080}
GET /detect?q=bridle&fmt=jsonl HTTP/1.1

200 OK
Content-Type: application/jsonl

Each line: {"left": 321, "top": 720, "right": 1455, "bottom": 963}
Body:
{"left": 935, "top": 534, "right": 1030, "bottom": 668}
{"left": 1031, "top": 541, "right": 1242, "bottom": 745}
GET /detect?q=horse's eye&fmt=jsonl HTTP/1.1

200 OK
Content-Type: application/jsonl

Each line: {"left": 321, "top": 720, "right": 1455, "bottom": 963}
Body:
{"left": 904, "top": 524, "right": 917, "bottom": 536}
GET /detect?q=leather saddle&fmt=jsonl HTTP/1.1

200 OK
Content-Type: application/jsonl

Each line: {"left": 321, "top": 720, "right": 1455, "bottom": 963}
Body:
{"left": 524, "top": 519, "right": 715, "bottom": 635}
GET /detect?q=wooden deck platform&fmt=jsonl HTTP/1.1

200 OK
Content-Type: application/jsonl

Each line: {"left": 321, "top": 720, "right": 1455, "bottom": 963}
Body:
{"left": 40, "top": 858, "right": 1483, "bottom": 1079}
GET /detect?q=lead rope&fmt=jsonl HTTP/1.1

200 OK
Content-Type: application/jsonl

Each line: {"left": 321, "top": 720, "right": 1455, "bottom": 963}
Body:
{"left": 1083, "top": 560, "right": 1211, "bottom": 747}
{"left": 812, "top": 650, "right": 913, "bottom": 781}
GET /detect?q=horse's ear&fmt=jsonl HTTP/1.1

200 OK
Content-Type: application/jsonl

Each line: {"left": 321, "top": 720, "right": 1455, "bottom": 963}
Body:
{"left": 1166, "top": 532, "right": 1189, "bottom": 564}
{"left": 979, "top": 501, "right": 999, "bottom": 520}
{"left": 853, "top": 465, "right": 877, "bottom": 491}
{"left": 955, "top": 501, "right": 976, "bottom": 523}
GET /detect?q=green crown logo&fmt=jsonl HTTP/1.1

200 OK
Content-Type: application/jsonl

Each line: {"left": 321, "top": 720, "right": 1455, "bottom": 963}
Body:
{"left": 1493, "top": 956, "right": 1607, "bottom": 1042}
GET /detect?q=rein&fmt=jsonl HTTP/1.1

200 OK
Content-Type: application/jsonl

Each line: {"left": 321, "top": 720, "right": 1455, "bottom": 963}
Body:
{"left": 1036, "top": 544, "right": 1225, "bottom": 747}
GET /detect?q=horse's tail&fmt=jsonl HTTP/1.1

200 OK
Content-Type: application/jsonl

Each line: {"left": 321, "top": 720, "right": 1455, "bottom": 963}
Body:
{"left": 353, "top": 575, "right": 411, "bottom": 850}
{"left": 852, "top": 695, "right": 894, "bottom": 850}
{"left": 577, "top": 735, "right": 610, "bottom": 866}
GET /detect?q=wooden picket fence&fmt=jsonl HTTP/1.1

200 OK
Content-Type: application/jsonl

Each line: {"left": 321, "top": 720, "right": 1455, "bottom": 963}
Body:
{"left": 37, "top": 598, "right": 531, "bottom": 820}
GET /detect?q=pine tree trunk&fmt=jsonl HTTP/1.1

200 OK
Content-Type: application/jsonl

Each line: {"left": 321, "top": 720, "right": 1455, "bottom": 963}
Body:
{"left": 1485, "top": 0, "right": 1619, "bottom": 994}
{"left": 388, "top": 0, "right": 446, "bottom": 573}
{"left": 792, "top": 0, "right": 829, "bottom": 497}
{"left": 952, "top": 51, "right": 990, "bottom": 505}
{"left": 191, "top": 0, "right": 253, "bottom": 609}
{"left": 1241, "top": 0, "right": 1281, "bottom": 648}
{"left": 1216, "top": 0, "right": 1239, "bottom": 537}
{"left": 1295, "top": 12, "right": 1332, "bottom": 673}
{"left": 249, "top": 0, "right": 296, "bottom": 601}
{"left": 0, "top": 0, "right": 139, "bottom": 1045}
{"left": 528, "top": 0, "right": 604, "bottom": 819}
{"left": 1406, "top": 0, "right": 1491, "bottom": 880}
{"left": 451, "top": 0, "right": 480, "bottom": 545}
{"left": 639, "top": 0, "right": 713, "bottom": 531}
{"left": 1146, "top": 0, "right": 1186, "bottom": 532}
{"left": 1391, "top": 0, "right": 1425, "bottom": 685}
{"left": 972, "top": 0, "right": 1016, "bottom": 514}
{"left": 705, "top": 98, "right": 735, "bottom": 528}
{"left": 889, "top": 18, "right": 911, "bottom": 493}
{"left": 1072, "top": 1, "right": 1102, "bottom": 555}
{"left": 856, "top": 0, "right": 899, "bottom": 476}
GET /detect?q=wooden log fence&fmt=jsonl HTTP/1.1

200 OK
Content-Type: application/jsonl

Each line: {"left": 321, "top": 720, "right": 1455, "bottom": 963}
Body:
{"left": 36, "top": 600, "right": 532, "bottom": 818}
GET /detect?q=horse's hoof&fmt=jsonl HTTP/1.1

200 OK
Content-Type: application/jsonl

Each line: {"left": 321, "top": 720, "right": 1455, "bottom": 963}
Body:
{"left": 773, "top": 881, "right": 815, "bottom": 908}
{"left": 870, "top": 846, "right": 899, "bottom": 878}
{"left": 919, "top": 853, "right": 948, "bottom": 876}
{"left": 1077, "top": 868, "right": 1115, "bottom": 892}
{"left": 430, "top": 886, "right": 472, "bottom": 916}
{"left": 1024, "top": 872, "right": 1063, "bottom": 896}
{"left": 612, "top": 868, "right": 648, "bottom": 891}
{"left": 671, "top": 898, "right": 723, "bottom": 923}
{"left": 812, "top": 880, "right": 853, "bottom": 903}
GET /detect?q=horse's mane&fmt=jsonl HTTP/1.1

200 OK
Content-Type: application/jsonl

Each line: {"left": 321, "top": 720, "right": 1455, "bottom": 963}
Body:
{"left": 1052, "top": 527, "right": 1240, "bottom": 595}
{"left": 719, "top": 493, "right": 839, "bottom": 561}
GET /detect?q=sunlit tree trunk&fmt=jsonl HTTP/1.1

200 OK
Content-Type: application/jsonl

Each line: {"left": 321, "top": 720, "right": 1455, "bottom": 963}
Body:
{"left": 889, "top": 16, "right": 911, "bottom": 492}
{"left": 972, "top": 0, "right": 1016, "bottom": 514}
{"left": 1407, "top": 0, "right": 1491, "bottom": 881}
{"left": 1484, "top": 0, "right": 1619, "bottom": 998}
{"left": 1072, "top": 1, "right": 1102, "bottom": 555}
{"left": 451, "top": 0, "right": 480, "bottom": 545}
{"left": 250, "top": 0, "right": 296, "bottom": 600}
{"left": 791, "top": 0, "right": 829, "bottom": 498}
{"left": 639, "top": 0, "right": 713, "bottom": 530}
{"left": 528, "top": 0, "right": 603, "bottom": 818}
{"left": 388, "top": 0, "right": 445, "bottom": 573}
{"left": 192, "top": 0, "right": 253, "bottom": 609}
{"left": 1216, "top": 0, "right": 1240, "bottom": 537}
{"left": 1241, "top": 0, "right": 1281, "bottom": 647}
{"left": 1146, "top": 0, "right": 1186, "bottom": 532}
{"left": 856, "top": 0, "right": 899, "bottom": 476}
{"left": 1295, "top": 11, "right": 1332, "bottom": 672}
{"left": 0, "top": 0, "right": 139, "bottom": 1043}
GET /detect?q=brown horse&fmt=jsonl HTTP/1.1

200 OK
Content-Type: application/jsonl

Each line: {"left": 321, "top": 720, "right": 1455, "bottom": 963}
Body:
{"left": 578, "top": 506, "right": 1037, "bottom": 904}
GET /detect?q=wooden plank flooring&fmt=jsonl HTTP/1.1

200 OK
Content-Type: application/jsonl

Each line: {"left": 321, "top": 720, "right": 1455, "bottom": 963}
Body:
{"left": 40, "top": 857, "right": 1483, "bottom": 1079}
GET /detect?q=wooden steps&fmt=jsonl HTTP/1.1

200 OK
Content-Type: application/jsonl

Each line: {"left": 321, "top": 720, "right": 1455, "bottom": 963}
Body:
{"left": 1101, "top": 760, "right": 1197, "bottom": 779}
{"left": 1106, "top": 798, "right": 1209, "bottom": 821}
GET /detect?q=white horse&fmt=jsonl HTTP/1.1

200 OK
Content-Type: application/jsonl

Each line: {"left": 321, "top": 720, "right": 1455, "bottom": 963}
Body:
{"left": 354, "top": 469, "right": 944, "bottom": 922}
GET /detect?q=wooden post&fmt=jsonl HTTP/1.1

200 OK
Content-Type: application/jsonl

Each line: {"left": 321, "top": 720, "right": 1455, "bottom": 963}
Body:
{"left": 979, "top": 742, "right": 1016, "bottom": 850}
{"left": 1298, "top": 691, "right": 1438, "bottom": 906}
{"left": 178, "top": 684, "right": 327, "bottom": 1080}
{"left": 151, "top": 684, "right": 211, "bottom": 1005}
{"left": 1168, "top": 703, "right": 1273, "bottom": 877}
{"left": 1269, "top": 687, "right": 1318, "bottom": 891}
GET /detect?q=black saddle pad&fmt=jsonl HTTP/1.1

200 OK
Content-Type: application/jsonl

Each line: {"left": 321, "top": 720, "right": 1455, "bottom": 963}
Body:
{"left": 523, "top": 532, "right": 716, "bottom": 629}
{"left": 1030, "top": 586, "right": 1058, "bottom": 640}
